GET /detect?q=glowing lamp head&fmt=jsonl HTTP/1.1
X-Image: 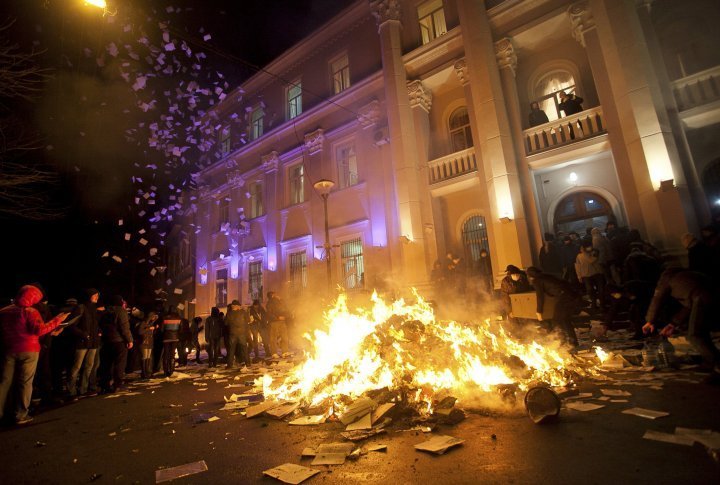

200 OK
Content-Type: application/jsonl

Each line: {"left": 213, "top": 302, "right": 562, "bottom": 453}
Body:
{"left": 568, "top": 172, "right": 578, "bottom": 183}
{"left": 313, "top": 179, "right": 335, "bottom": 197}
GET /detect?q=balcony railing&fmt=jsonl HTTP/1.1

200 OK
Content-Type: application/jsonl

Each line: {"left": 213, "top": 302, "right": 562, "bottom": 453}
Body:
{"left": 672, "top": 65, "right": 720, "bottom": 112}
{"left": 523, "top": 106, "right": 606, "bottom": 156}
{"left": 428, "top": 147, "right": 477, "bottom": 184}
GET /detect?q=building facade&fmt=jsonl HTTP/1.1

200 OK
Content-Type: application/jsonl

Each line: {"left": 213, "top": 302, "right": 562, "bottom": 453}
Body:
{"left": 186, "top": 0, "right": 720, "bottom": 314}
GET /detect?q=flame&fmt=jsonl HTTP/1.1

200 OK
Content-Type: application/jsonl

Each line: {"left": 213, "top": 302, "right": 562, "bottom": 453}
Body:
{"left": 594, "top": 346, "right": 610, "bottom": 364}
{"left": 262, "top": 290, "right": 588, "bottom": 411}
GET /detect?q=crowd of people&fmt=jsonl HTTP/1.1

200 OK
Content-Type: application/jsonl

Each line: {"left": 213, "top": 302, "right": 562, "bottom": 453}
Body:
{"left": 0, "top": 285, "right": 294, "bottom": 426}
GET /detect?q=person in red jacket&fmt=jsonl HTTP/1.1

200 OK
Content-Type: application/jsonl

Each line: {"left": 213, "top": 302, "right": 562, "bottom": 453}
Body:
{"left": 0, "top": 285, "right": 69, "bottom": 424}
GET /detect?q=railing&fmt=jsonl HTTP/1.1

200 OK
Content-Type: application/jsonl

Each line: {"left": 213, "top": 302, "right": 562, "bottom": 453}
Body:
{"left": 427, "top": 147, "right": 477, "bottom": 184}
{"left": 672, "top": 65, "right": 720, "bottom": 112}
{"left": 523, "top": 106, "right": 606, "bottom": 156}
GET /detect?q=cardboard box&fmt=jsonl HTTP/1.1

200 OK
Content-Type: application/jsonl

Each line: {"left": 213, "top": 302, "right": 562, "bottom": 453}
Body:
{"left": 510, "top": 292, "right": 556, "bottom": 320}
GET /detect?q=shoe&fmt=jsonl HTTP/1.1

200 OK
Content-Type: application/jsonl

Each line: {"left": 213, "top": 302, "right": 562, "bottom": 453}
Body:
{"left": 16, "top": 416, "right": 34, "bottom": 425}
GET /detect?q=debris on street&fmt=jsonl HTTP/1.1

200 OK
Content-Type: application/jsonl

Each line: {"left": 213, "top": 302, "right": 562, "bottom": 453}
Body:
{"left": 262, "top": 463, "right": 320, "bottom": 484}
{"left": 155, "top": 460, "right": 208, "bottom": 483}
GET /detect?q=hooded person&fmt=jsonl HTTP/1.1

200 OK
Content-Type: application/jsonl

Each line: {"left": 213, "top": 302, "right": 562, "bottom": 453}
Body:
{"left": 204, "top": 307, "right": 223, "bottom": 367}
{"left": 225, "top": 300, "right": 250, "bottom": 368}
{"left": 160, "top": 312, "right": 182, "bottom": 377}
{"left": 0, "top": 285, "right": 69, "bottom": 424}
{"left": 138, "top": 312, "right": 159, "bottom": 379}
{"left": 66, "top": 288, "right": 102, "bottom": 398}
{"left": 97, "top": 295, "right": 133, "bottom": 393}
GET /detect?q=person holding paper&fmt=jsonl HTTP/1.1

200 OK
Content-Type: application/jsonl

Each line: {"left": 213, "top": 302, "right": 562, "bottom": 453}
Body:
{"left": 0, "top": 285, "right": 69, "bottom": 425}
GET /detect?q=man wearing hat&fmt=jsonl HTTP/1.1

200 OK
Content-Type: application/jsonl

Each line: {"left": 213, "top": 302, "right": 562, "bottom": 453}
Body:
{"left": 67, "top": 289, "right": 102, "bottom": 398}
{"left": 499, "top": 265, "right": 530, "bottom": 318}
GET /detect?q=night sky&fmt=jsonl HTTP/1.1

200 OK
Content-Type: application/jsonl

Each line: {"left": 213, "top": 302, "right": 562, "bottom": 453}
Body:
{"left": 0, "top": 0, "right": 354, "bottom": 306}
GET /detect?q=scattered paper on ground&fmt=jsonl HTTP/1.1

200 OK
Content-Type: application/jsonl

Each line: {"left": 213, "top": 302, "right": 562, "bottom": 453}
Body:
{"left": 600, "top": 389, "right": 631, "bottom": 397}
{"left": 246, "top": 401, "right": 281, "bottom": 418}
{"left": 368, "top": 444, "right": 387, "bottom": 452}
{"left": 622, "top": 407, "right": 669, "bottom": 419}
{"left": 371, "top": 403, "right": 395, "bottom": 425}
{"left": 566, "top": 402, "right": 605, "bottom": 412}
{"left": 414, "top": 435, "right": 465, "bottom": 455}
{"left": 643, "top": 430, "right": 695, "bottom": 446}
{"left": 311, "top": 453, "right": 346, "bottom": 465}
{"left": 289, "top": 415, "right": 326, "bottom": 426}
{"left": 155, "top": 460, "right": 208, "bottom": 483}
{"left": 263, "top": 463, "right": 320, "bottom": 484}
{"left": 676, "top": 428, "right": 720, "bottom": 449}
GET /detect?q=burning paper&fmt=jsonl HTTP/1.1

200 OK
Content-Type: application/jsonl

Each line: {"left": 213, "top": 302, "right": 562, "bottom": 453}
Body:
{"left": 261, "top": 291, "right": 587, "bottom": 414}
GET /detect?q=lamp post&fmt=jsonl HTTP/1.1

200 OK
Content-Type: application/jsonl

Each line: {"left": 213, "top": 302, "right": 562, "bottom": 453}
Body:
{"left": 313, "top": 179, "right": 335, "bottom": 294}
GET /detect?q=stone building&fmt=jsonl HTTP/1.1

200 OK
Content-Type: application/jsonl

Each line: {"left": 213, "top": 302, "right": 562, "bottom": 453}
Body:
{"left": 187, "top": 0, "right": 720, "bottom": 314}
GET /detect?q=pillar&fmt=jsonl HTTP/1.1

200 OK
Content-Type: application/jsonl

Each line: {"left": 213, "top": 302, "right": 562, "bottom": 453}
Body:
{"left": 370, "top": 0, "right": 431, "bottom": 286}
{"left": 455, "top": 0, "right": 533, "bottom": 282}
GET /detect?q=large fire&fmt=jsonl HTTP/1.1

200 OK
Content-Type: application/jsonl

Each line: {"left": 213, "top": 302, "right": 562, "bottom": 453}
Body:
{"left": 261, "top": 291, "right": 588, "bottom": 412}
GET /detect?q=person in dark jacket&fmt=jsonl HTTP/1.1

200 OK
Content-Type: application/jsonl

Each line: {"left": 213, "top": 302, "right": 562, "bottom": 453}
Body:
{"left": 138, "top": 312, "right": 158, "bottom": 379}
{"left": 204, "top": 307, "right": 223, "bottom": 367}
{"left": 247, "top": 299, "right": 268, "bottom": 360}
{"left": 190, "top": 316, "right": 204, "bottom": 363}
{"left": 528, "top": 101, "right": 549, "bottom": 127}
{"left": 559, "top": 235, "right": 580, "bottom": 284}
{"left": 225, "top": 301, "right": 250, "bottom": 368}
{"left": 98, "top": 295, "right": 133, "bottom": 393}
{"left": 604, "top": 280, "right": 654, "bottom": 339}
{"left": 266, "top": 292, "right": 291, "bottom": 358}
{"left": 160, "top": 312, "right": 181, "bottom": 377}
{"left": 67, "top": 288, "right": 102, "bottom": 398}
{"left": 0, "top": 285, "right": 68, "bottom": 424}
{"left": 526, "top": 267, "right": 582, "bottom": 347}
{"left": 499, "top": 265, "right": 531, "bottom": 318}
{"left": 477, "top": 249, "right": 493, "bottom": 296}
{"left": 558, "top": 91, "right": 584, "bottom": 116}
{"left": 681, "top": 233, "right": 718, "bottom": 283}
{"left": 538, "top": 234, "right": 563, "bottom": 278}
{"left": 177, "top": 318, "right": 192, "bottom": 367}
{"left": 622, "top": 242, "right": 662, "bottom": 285}
{"left": 643, "top": 268, "right": 719, "bottom": 382}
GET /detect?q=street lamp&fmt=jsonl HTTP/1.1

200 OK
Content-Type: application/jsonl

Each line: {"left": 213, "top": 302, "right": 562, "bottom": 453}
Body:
{"left": 314, "top": 179, "right": 335, "bottom": 293}
{"left": 85, "top": 0, "right": 107, "bottom": 8}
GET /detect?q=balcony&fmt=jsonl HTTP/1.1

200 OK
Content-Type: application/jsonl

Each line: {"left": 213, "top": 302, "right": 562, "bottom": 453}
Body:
{"left": 428, "top": 147, "right": 478, "bottom": 185}
{"left": 523, "top": 106, "right": 606, "bottom": 156}
{"left": 672, "top": 65, "right": 720, "bottom": 129}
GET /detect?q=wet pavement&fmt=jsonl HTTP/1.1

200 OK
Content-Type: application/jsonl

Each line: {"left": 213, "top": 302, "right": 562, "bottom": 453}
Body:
{"left": 2, "top": 342, "right": 719, "bottom": 485}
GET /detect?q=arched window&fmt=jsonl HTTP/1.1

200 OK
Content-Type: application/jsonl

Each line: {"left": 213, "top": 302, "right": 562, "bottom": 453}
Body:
{"left": 461, "top": 215, "right": 489, "bottom": 272}
{"left": 449, "top": 107, "right": 473, "bottom": 152}
{"left": 553, "top": 191, "right": 613, "bottom": 234}
{"left": 702, "top": 158, "right": 720, "bottom": 206}
{"left": 533, "top": 70, "right": 576, "bottom": 121}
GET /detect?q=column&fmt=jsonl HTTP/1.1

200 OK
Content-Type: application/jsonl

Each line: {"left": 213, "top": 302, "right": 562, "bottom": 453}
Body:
{"left": 455, "top": 1, "right": 533, "bottom": 282}
{"left": 407, "top": 80, "right": 440, "bottom": 274}
{"left": 571, "top": 0, "right": 698, "bottom": 248}
{"left": 261, "top": 151, "right": 280, "bottom": 292}
{"left": 494, "top": 37, "right": 544, "bottom": 261}
{"left": 370, "top": 0, "right": 430, "bottom": 286}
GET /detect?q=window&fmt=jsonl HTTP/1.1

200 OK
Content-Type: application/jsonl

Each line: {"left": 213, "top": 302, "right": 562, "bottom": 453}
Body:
{"left": 449, "top": 107, "right": 473, "bottom": 152}
{"left": 553, "top": 191, "right": 612, "bottom": 234}
{"left": 218, "top": 197, "right": 229, "bottom": 228}
{"left": 250, "top": 106, "right": 264, "bottom": 140}
{"left": 219, "top": 125, "right": 231, "bottom": 155}
{"left": 289, "top": 164, "right": 305, "bottom": 205}
{"left": 248, "top": 261, "right": 263, "bottom": 302}
{"left": 461, "top": 215, "right": 490, "bottom": 273}
{"left": 215, "top": 268, "right": 228, "bottom": 307}
{"left": 287, "top": 80, "right": 302, "bottom": 119}
{"left": 418, "top": 0, "right": 447, "bottom": 45}
{"left": 341, "top": 238, "right": 364, "bottom": 290}
{"left": 331, "top": 55, "right": 350, "bottom": 94}
{"left": 289, "top": 251, "right": 307, "bottom": 294}
{"left": 336, "top": 144, "right": 358, "bottom": 189}
{"left": 248, "top": 182, "right": 264, "bottom": 219}
{"left": 533, "top": 70, "right": 576, "bottom": 121}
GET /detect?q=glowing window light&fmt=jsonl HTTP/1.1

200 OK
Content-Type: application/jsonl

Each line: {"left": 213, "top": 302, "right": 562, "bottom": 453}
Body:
{"left": 85, "top": 0, "right": 107, "bottom": 8}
